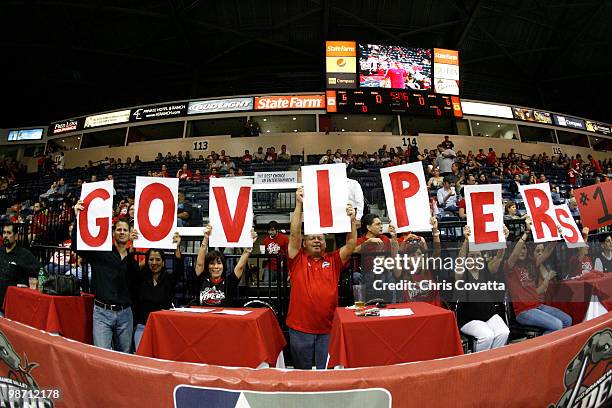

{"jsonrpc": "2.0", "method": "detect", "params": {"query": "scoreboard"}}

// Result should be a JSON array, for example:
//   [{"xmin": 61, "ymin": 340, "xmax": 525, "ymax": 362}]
[{"xmin": 327, "ymin": 90, "xmax": 462, "ymax": 117}]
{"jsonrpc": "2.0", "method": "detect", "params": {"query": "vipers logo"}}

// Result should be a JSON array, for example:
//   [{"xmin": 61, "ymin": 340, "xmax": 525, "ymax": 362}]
[
  {"xmin": 174, "ymin": 386, "xmax": 391, "ymax": 408},
  {"xmin": 550, "ymin": 328, "xmax": 612, "ymax": 408},
  {"xmin": 132, "ymin": 109, "xmax": 144, "ymax": 120},
  {"xmin": 0, "ymin": 330, "xmax": 54, "ymax": 407},
  {"xmin": 200, "ymin": 287, "xmax": 225, "ymax": 305}
]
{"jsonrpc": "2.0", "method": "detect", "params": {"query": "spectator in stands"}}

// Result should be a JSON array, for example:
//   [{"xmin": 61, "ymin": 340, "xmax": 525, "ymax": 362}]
[
  {"xmin": 210, "ymin": 155, "xmax": 223, "ymax": 171},
  {"xmin": 568, "ymin": 198, "xmax": 580, "ymax": 217},
  {"xmin": 57, "ymin": 152, "xmax": 65, "ymax": 171},
  {"xmin": 90, "ymin": 175, "xmax": 97, "ymax": 183},
  {"xmin": 278, "ymin": 145, "xmax": 291, "ymax": 161},
  {"xmin": 437, "ymin": 177, "xmax": 458, "ymax": 212},
  {"xmin": 176, "ymin": 164, "xmax": 192, "ymax": 181},
  {"xmin": 56, "ymin": 177, "xmax": 68, "ymax": 196},
  {"xmin": 504, "ymin": 201, "xmax": 524, "ymax": 220},
  {"xmin": 195, "ymin": 225, "xmax": 257, "ymax": 306},
  {"xmin": 185, "ymin": 151, "xmax": 192, "ymax": 162},
  {"xmin": 39, "ymin": 182, "xmax": 58, "ymax": 200},
  {"xmin": 440, "ymin": 135, "xmax": 454, "ymax": 150},
  {"xmin": 286, "ymin": 186, "xmax": 357, "ymax": 369},
  {"xmin": 192, "ymin": 169, "xmax": 203, "ymax": 183},
  {"xmin": 220, "ymin": 157, "xmax": 236, "ymax": 173},
  {"xmin": 236, "ymin": 168, "xmax": 244, "ymax": 176},
  {"xmin": 225, "ymin": 168, "xmax": 235, "ymax": 177},
  {"xmin": 0, "ymin": 223, "xmax": 41, "ymax": 312},
  {"xmin": 176, "ymin": 151, "xmax": 184, "ymax": 163},
  {"xmin": 253, "ymin": 147, "xmax": 265, "ymax": 162},
  {"xmin": 242, "ymin": 150, "xmax": 252, "ymax": 163},
  {"xmin": 72, "ymin": 203, "xmax": 138, "ymax": 353},
  {"xmin": 594, "ymin": 235, "xmax": 612, "ymax": 272},
  {"xmin": 131, "ymin": 232, "xmax": 183, "ymax": 351},
  {"xmin": 134, "ymin": 155, "xmax": 142, "ymax": 166},
  {"xmin": 436, "ymin": 145, "xmax": 456, "ymax": 176},
  {"xmin": 456, "ymin": 225, "xmax": 510, "ymax": 352},
  {"xmin": 160, "ymin": 164, "xmax": 169, "ymax": 178},
  {"xmin": 486, "ymin": 148, "xmax": 497, "ymax": 166},
  {"xmin": 508, "ymin": 174, "xmax": 521, "ymax": 197},
  {"xmin": 588, "ymin": 154, "xmax": 603, "ymax": 175},
  {"xmin": 478, "ymin": 173, "xmax": 489, "ymax": 184},
  {"xmin": 261, "ymin": 221, "xmax": 289, "ymax": 283},
  {"xmin": 207, "ymin": 168, "xmax": 220, "ymax": 179},
  {"xmin": 566, "ymin": 228, "xmax": 592, "ymax": 278},
  {"xmin": 30, "ymin": 202, "xmax": 47, "ymax": 241},
  {"xmin": 539, "ymin": 174, "xmax": 547, "ymax": 183},
  {"xmin": 177, "ymin": 192, "xmax": 194, "ymax": 227},
  {"xmin": 505, "ymin": 217, "xmax": 571, "ymax": 333},
  {"xmin": 427, "ymin": 167, "xmax": 444, "ymax": 189},
  {"xmin": 155, "ymin": 153, "xmax": 163, "ymax": 162},
  {"xmin": 164, "ymin": 152, "xmax": 174, "ymax": 162},
  {"xmin": 319, "ymin": 154, "xmax": 330, "ymax": 164},
  {"xmin": 448, "ymin": 162, "xmax": 463, "ymax": 185},
  {"xmin": 266, "ymin": 147, "xmax": 277, "ymax": 162},
  {"xmin": 353, "ymin": 214, "xmax": 394, "ymax": 254}
]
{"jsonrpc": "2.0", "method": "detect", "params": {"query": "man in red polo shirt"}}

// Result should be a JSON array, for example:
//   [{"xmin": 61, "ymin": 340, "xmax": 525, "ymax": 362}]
[{"xmin": 287, "ymin": 186, "xmax": 357, "ymax": 369}]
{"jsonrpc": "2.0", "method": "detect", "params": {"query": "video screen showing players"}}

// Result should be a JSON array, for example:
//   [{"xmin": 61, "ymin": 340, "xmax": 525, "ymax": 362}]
[{"xmin": 359, "ymin": 44, "xmax": 432, "ymax": 91}]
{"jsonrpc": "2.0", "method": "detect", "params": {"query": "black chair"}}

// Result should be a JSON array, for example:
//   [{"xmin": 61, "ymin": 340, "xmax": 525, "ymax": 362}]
[
  {"xmin": 449, "ymin": 300, "xmax": 475, "ymax": 353},
  {"xmin": 503, "ymin": 293, "xmax": 544, "ymax": 341},
  {"xmin": 243, "ymin": 299, "xmax": 278, "ymax": 316}
]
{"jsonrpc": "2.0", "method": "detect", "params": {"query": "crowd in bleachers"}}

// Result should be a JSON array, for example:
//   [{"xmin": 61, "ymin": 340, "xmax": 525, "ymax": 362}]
[{"xmin": 3, "ymin": 136, "xmax": 612, "ymax": 236}]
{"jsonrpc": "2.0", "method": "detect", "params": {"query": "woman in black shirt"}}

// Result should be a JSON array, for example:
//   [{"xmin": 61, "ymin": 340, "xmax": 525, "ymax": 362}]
[
  {"xmin": 132, "ymin": 232, "xmax": 182, "ymax": 351},
  {"xmin": 195, "ymin": 224, "xmax": 257, "ymax": 307},
  {"xmin": 455, "ymin": 225, "xmax": 510, "ymax": 352}
]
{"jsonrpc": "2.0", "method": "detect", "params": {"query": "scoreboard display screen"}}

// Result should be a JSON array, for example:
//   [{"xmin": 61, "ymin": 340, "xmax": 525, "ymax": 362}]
[{"xmin": 329, "ymin": 90, "xmax": 461, "ymax": 117}]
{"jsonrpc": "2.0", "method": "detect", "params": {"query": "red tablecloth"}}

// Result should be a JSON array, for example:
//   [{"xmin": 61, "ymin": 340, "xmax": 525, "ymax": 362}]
[
  {"xmin": 136, "ymin": 307, "xmax": 286, "ymax": 368},
  {"xmin": 328, "ymin": 302, "xmax": 464, "ymax": 368},
  {"xmin": 546, "ymin": 274, "xmax": 612, "ymax": 324},
  {"xmin": 3, "ymin": 286, "xmax": 94, "ymax": 343}
]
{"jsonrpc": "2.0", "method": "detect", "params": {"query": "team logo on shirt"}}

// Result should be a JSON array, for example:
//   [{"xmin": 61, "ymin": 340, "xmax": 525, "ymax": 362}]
[
  {"xmin": 322, "ymin": 261, "xmax": 331, "ymax": 268},
  {"xmin": 267, "ymin": 242, "xmax": 281, "ymax": 254},
  {"xmin": 200, "ymin": 287, "xmax": 225, "ymax": 305},
  {"xmin": 549, "ymin": 328, "xmax": 611, "ymax": 408}
]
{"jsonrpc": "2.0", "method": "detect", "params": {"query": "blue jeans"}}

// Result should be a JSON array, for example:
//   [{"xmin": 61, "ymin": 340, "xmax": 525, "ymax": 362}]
[
  {"xmin": 93, "ymin": 305, "xmax": 133, "ymax": 353},
  {"xmin": 133, "ymin": 324, "xmax": 146, "ymax": 352},
  {"xmin": 516, "ymin": 304, "xmax": 572, "ymax": 334},
  {"xmin": 289, "ymin": 328, "xmax": 330, "ymax": 369}
]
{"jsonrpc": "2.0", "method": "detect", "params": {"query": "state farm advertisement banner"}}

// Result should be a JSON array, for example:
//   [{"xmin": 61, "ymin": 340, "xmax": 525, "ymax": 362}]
[
  {"xmin": 254, "ymin": 95, "xmax": 326, "ymax": 110},
  {"xmin": 0, "ymin": 312, "xmax": 609, "ymax": 407},
  {"xmin": 133, "ymin": 177, "xmax": 178, "ymax": 249},
  {"xmin": 326, "ymin": 41, "xmax": 357, "ymax": 89},
  {"xmin": 208, "ymin": 178, "xmax": 254, "ymax": 248},
  {"xmin": 77, "ymin": 180, "xmax": 114, "ymax": 251},
  {"xmin": 433, "ymin": 48, "xmax": 459, "ymax": 96}
]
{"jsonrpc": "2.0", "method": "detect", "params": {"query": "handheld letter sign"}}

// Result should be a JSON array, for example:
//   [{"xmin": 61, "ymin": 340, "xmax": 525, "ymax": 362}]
[
  {"xmin": 134, "ymin": 177, "xmax": 178, "ymax": 249},
  {"xmin": 77, "ymin": 180, "xmax": 113, "ymax": 251},
  {"xmin": 555, "ymin": 204, "xmax": 586, "ymax": 248},
  {"xmin": 520, "ymin": 183, "xmax": 560, "ymax": 243},
  {"xmin": 381, "ymin": 162, "xmax": 431, "ymax": 233},
  {"xmin": 464, "ymin": 184, "xmax": 505, "ymax": 250},
  {"xmin": 302, "ymin": 163, "xmax": 350, "ymax": 235},
  {"xmin": 574, "ymin": 181, "xmax": 612, "ymax": 230},
  {"xmin": 209, "ymin": 178, "xmax": 254, "ymax": 247}
]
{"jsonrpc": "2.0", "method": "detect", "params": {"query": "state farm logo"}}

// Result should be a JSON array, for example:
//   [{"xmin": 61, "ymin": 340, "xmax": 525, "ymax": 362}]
[{"xmin": 254, "ymin": 95, "xmax": 326, "ymax": 110}]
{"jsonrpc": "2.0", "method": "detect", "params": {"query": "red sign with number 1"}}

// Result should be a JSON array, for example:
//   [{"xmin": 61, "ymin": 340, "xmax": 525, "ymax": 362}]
[{"xmin": 574, "ymin": 181, "xmax": 612, "ymax": 230}]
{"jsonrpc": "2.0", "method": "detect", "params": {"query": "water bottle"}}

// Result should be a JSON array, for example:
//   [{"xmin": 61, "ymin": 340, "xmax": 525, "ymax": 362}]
[{"xmin": 37, "ymin": 268, "xmax": 46, "ymax": 293}]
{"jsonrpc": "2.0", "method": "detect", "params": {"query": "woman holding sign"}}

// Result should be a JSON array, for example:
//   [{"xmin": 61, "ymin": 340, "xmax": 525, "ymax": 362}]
[
  {"xmin": 131, "ymin": 232, "xmax": 183, "ymax": 351},
  {"xmin": 194, "ymin": 224, "xmax": 257, "ymax": 307},
  {"xmin": 455, "ymin": 225, "xmax": 510, "ymax": 352},
  {"xmin": 505, "ymin": 217, "xmax": 572, "ymax": 333}
]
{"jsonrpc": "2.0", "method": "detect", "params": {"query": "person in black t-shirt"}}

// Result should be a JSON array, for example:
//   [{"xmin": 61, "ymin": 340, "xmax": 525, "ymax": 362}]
[
  {"xmin": 195, "ymin": 224, "xmax": 257, "ymax": 307},
  {"xmin": 455, "ymin": 225, "xmax": 510, "ymax": 352},
  {"xmin": 0, "ymin": 224, "xmax": 41, "ymax": 312},
  {"xmin": 132, "ymin": 232, "xmax": 183, "ymax": 351}
]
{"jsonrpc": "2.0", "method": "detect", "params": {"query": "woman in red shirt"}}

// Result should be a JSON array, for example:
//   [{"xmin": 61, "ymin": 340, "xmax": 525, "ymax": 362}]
[{"xmin": 505, "ymin": 217, "xmax": 571, "ymax": 333}]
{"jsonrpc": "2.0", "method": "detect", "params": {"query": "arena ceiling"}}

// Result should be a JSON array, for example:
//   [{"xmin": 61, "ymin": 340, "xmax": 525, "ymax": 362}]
[{"xmin": 1, "ymin": 0, "xmax": 611, "ymax": 128}]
